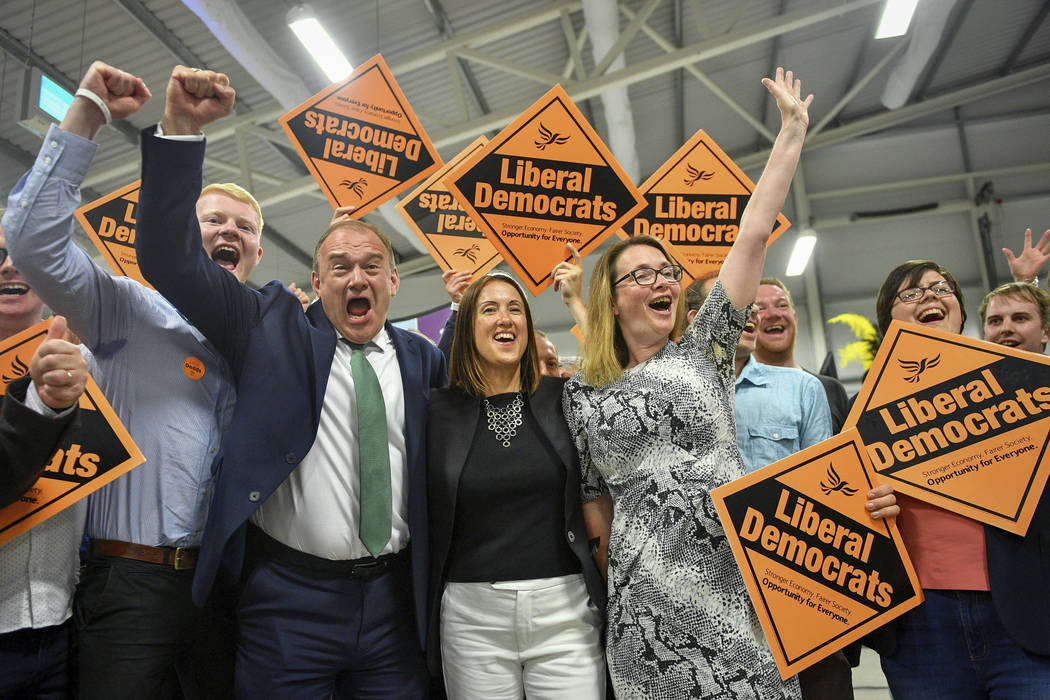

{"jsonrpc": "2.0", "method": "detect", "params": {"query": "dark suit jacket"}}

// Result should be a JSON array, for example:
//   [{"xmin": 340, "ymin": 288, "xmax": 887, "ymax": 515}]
[
  {"xmin": 425, "ymin": 376, "xmax": 607, "ymax": 673},
  {"xmin": 0, "ymin": 375, "xmax": 78, "ymax": 508},
  {"xmin": 135, "ymin": 129, "xmax": 447, "ymax": 648}
]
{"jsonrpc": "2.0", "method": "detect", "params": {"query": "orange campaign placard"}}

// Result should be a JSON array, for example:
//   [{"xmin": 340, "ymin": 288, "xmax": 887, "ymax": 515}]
[
  {"xmin": 844, "ymin": 321, "xmax": 1050, "ymax": 535},
  {"xmin": 0, "ymin": 319, "xmax": 145, "ymax": 546},
  {"xmin": 712, "ymin": 430, "xmax": 922, "ymax": 679},
  {"xmin": 279, "ymin": 54, "xmax": 441, "ymax": 218},
  {"xmin": 445, "ymin": 84, "xmax": 646, "ymax": 296},
  {"xmin": 621, "ymin": 129, "xmax": 791, "ymax": 281},
  {"xmin": 395, "ymin": 136, "xmax": 501, "ymax": 276},
  {"xmin": 74, "ymin": 180, "xmax": 151, "ymax": 289}
]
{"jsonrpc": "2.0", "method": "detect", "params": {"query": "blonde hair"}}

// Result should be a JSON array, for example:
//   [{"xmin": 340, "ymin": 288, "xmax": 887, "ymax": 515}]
[
  {"xmin": 199, "ymin": 183, "xmax": 263, "ymax": 234},
  {"xmin": 580, "ymin": 236, "xmax": 686, "ymax": 387}
]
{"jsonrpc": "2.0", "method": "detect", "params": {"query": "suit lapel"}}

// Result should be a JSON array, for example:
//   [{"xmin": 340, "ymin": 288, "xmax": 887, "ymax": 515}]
[
  {"xmin": 442, "ymin": 393, "xmax": 480, "ymax": 517},
  {"xmin": 306, "ymin": 302, "xmax": 337, "ymax": 425}
]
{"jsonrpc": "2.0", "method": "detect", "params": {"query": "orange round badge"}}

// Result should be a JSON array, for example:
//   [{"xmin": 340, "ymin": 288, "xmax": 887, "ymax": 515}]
[{"xmin": 183, "ymin": 357, "xmax": 205, "ymax": 380}]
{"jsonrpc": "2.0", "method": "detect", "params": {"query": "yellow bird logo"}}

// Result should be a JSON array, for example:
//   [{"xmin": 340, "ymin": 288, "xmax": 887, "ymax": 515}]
[
  {"xmin": 820, "ymin": 463, "xmax": 858, "ymax": 496},
  {"xmin": 339, "ymin": 178, "xmax": 368, "ymax": 198},
  {"xmin": 683, "ymin": 163, "xmax": 714, "ymax": 186},
  {"xmin": 453, "ymin": 244, "xmax": 480, "ymax": 263},
  {"xmin": 534, "ymin": 123, "xmax": 570, "ymax": 150},
  {"xmin": 898, "ymin": 354, "xmax": 940, "ymax": 383}
]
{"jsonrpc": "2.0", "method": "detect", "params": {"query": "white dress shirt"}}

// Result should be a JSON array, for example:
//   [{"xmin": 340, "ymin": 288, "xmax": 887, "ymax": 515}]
[
  {"xmin": 252, "ymin": 328, "xmax": 408, "ymax": 560},
  {"xmin": 0, "ymin": 371, "xmax": 87, "ymax": 634}
]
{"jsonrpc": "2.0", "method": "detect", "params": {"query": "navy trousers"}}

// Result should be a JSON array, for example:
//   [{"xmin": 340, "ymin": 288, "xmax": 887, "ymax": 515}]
[{"xmin": 235, "ymin": 533, "xmax": 427, "ymax": 699}]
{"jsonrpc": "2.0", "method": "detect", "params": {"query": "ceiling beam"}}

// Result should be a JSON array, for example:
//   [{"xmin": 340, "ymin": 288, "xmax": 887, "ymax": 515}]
[
  {"xmin": 427, "ymin": 0, "xmax": 883, "ymax": 148},
  {"xmin": 911, "ymin": 0, "xmax": 973, "ymax": 101},
  {"xmin": 736, "ymin": 62, "xmax": 1050, "ymax": 168},
  {"xmin": 0, "ymin": 26, "xmax": 138, "ymax": 145},
  {"xmin": 998, "ymin": 0, "xmax": 1050, "ymax": 76}
]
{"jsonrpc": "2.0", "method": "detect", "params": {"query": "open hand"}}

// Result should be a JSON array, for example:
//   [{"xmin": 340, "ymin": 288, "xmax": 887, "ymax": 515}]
[
  {"xmin": 761, "ymin": 67, "xmax": 813, "ymax": 132},
  {"xmin": 1003, "ymin": 228, "xmax": 1050, "ymax": 284}
]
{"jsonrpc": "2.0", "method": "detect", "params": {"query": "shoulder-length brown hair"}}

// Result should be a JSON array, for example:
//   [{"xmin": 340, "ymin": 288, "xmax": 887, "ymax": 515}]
[
  {"xmin": 580, "ymin": 236, "xmax": 686, "ymax": 387},
  {"xmin": 875, "ymin": 260, "xmax": 967, "ymax": 336},
  {"xmin": 448, "ymin": 273, "xmax": 540, "ymax": 397}
]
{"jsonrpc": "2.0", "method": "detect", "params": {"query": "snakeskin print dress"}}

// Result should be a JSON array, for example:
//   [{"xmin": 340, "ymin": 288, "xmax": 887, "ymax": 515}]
[{"xmin": 563, "ymin": 282, "xmax": 800, "ymax": 699}]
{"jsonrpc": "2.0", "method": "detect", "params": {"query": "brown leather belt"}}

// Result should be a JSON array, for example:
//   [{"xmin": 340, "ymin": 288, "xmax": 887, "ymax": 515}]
[{"xmin": 90, "ymin": 539, "xmax": 199, "ymax": 570}]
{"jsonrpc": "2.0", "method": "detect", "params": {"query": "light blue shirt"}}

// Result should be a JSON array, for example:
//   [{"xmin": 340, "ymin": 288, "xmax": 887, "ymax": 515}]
[
  {"xmin": 734, "ymin": 355, "xmax": 832, "ymax": 473},
  {"xmin": 3, "ymin": 125, "xmax": 235, "ymax": 548}
]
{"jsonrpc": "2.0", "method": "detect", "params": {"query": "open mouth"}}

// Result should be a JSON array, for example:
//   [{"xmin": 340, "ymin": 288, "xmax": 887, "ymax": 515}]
[
  {"xmin": 997, "ymin": 337, "xmax": 1019, "ymax": 347},
  {"xmin": 917, "ymin": 307, "xmax": 945, "ymax": 323},
  {"xmin": 494, "ymin": 331, "xmax": 516, "ymax": 344},
  {"xmin": 762, "ymin": 323, "xmax": 785, "ymax": 335},
  {"xmin": 743, "ymin": 320, "xmax": 756, "ymax": 334},
  {"xmin": 0, "ymin": 282, "xmax": 29, "ymax": 296},
  {"xmin": 649, "ymin": 296, "xmax": 672, "ymax": 312},
  {"xmin": 211, "ymin": 244, "xmax": 240, "ymax": 272},
  {"xmin": 347, "ymin": 297, "xmax": 372, "ymax": 320}
]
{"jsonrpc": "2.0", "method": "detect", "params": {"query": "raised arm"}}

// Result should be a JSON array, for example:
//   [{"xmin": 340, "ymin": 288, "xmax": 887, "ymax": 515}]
[
  {"xmin": 1003, "ymin": 228, "xmax": 1050, "ymax": 285},
  {"xmin": 3, "ymin": 61, "xmax": 150, "ymax": 347},
  {"xmin": 552, "ymin": 244, "xmax": 588, "ymax": 333},
  {"xmin": 136, "ymin": 66, "xmax": 259, "ymax": 364},
  {"xmin": 718, "ymin": 68, "xmax": 812, "ymax": 309}
]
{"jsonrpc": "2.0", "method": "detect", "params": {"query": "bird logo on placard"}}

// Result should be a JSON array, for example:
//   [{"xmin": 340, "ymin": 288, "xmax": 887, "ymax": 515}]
[
  {"xmin": 453, "ymin": 244, "xmax": 480, "ymax": 264},
  {"xmin": 535, "ymin": 123, "xmax": 570, "ymax": 150},
  {"xmin": 898, "ymin": 354, "xmax": 940, "ymax": 383},
  {"xmin": 1, "ymin": 354, "xmax": 29, "ymax": 382},
  {"xmin": 683, "ymin": 164, "xmax": 714, "ymax": 186},
  {"xmin": 339, "ymin": 178, "xmax": 368, "ymax": 198},
  {"xmin": 820, "ymin": 463, "xmax": 858, "ymax": 496}
]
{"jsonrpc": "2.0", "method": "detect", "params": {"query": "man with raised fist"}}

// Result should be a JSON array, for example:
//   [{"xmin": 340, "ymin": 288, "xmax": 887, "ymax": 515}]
[{"xmin": 3, "ymin": 60, "xmax": 265, "ymax": 698}]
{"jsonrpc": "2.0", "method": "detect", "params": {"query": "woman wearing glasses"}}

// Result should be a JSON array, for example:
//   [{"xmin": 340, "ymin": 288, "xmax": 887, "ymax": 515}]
[
  {"xmin": 426, "ymin": 272, "xmax": 607, "ymax": 699},
  {"xmin": 871, "ymin": 260, "xmax": 1050, "ymax": 698},
  {"xmin": 562, "ymin": 69, "xmax": 835, "ymax": 699}
]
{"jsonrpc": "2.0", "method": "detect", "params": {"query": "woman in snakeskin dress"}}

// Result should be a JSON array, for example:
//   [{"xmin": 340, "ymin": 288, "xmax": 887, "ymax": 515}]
[{"xmin": 564, "ymin": 69, "xmax": 895, "ymax": 699}]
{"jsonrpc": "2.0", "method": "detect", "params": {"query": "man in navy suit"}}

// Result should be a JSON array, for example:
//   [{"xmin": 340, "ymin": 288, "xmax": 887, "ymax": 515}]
[{"xmin": 136, "ymin": 65, "xmax": 447, "ymax": 698}]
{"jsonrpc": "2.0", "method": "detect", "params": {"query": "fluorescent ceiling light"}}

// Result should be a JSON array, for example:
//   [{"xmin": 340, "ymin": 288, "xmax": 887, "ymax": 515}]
[
  {"xmin": 288, "ymin": 4, "xmax": 353, "ymax": 83},
  {"xmin": 785, "ymin": 231, "xmax": 817, "ymax": 277},
  {"xmin": 875, "ymin": 0, "xmax": 920, "ymax": 39}
]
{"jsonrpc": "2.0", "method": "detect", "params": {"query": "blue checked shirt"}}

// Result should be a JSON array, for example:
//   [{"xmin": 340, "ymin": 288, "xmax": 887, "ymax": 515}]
[{"xmin": 3, "ymin": 125, "xmax": 235, "ymax": 547}]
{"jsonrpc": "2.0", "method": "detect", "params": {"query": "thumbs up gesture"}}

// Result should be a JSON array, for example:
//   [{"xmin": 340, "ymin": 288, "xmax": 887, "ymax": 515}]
[{"xmin": 29, "ymin": 316, "xmax": 88, "ymax": 410}]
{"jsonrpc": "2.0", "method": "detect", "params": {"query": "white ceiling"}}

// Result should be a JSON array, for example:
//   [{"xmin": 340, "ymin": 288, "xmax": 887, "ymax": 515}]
[{"xmin": 1, "ymin": 0, "xmax": 1048, "ymax": 389}]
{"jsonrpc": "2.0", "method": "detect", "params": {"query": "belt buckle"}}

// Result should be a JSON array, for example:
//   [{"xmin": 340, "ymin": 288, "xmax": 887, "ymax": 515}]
[
  {"xmin": 351, "ymin": 559, "xmax": 387, "ymax": 581},
  {"xmin": 173, "ymin": 546, "xmax": 192, "ymax": 570}
]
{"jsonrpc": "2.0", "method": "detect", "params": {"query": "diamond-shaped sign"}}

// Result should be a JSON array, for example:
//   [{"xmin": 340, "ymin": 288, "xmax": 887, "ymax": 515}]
[
  {"xmin": 845, "ymin": 321, "xmax": 1050, "ymax": 535},
  {"xmin": 446, "ymin": 84, "xmax": 645, "ymax": 296},
  {"xmin": 74, "ymin": 180, "xmax": 151, "ymax": 289},
  {"xmin": 622, "ymin": 129, "xmax": 791, "ymax": 281},
  {"xmin": 712, "ymin": 431, "xmax": 922, "ymax": 679},
  {"xmin": 0, "ymin": 319, "xmax": 144, "ymax": 546},
  {"xmin": 395, "ymin": 136, "xmax": 500, "ymax": 276},
  {"xmin": 279, "ymin": 54, "xmax": 441, "ymax": 218}
]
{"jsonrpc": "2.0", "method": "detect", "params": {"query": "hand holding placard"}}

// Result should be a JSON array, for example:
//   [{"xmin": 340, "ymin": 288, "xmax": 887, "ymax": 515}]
[
  {"xmin": 552, "ymin": 244, "xmax": 587, "ymax": 330},
  {"xmin": 161, "ymin": 65, "xmax": 236, "ymax": 135},
  {"xmin": 29, "ymin": 316, "xmax": 87, "ymax": 411},
  {"xmin": 442, "ymin": 270, "xmax": 472, "ymax": 304},
  {"xmin": 60, "ymin": 61, "xmax": 151, "ymax": 140}
]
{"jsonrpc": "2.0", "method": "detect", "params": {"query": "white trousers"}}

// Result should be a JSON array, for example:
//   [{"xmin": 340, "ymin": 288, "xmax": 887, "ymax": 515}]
[{"xmin": 440, "ymin": 574, "xmax": 606, "ymax": 700}]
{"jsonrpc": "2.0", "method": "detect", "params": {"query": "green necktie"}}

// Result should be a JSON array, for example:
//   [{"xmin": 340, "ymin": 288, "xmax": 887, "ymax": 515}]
[{"xmin": 348, "ymin": 342, "xmax": 391, "ymax": 558}]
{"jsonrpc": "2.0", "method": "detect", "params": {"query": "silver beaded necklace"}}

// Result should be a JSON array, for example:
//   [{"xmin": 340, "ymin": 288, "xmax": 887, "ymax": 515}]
[{"xmin": 484, "ymin": 392, "xmax": 524, "ymax": 448}]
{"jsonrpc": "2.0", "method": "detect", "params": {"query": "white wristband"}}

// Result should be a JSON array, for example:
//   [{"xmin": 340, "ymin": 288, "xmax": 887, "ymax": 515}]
[
  {"xmin": 449, "ymin": 302, "xmax": 460, "ymax": 312},
  {"xmin": 75, "ymin": 88, "xmax": 112, "ymax": 125}
]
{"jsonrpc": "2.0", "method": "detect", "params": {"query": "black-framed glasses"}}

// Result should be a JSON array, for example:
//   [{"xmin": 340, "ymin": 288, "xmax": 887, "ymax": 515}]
[
  {"xmin": 614, "ymin": 264, "xmax": 683, "ymax": 287},
  {"xmin": 0, "ymin": 248, "xmax": 6, "ymax": 267},
  {"xmin": 895, "ymin": 280, "xmax": 956, "ymax": 304}
]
